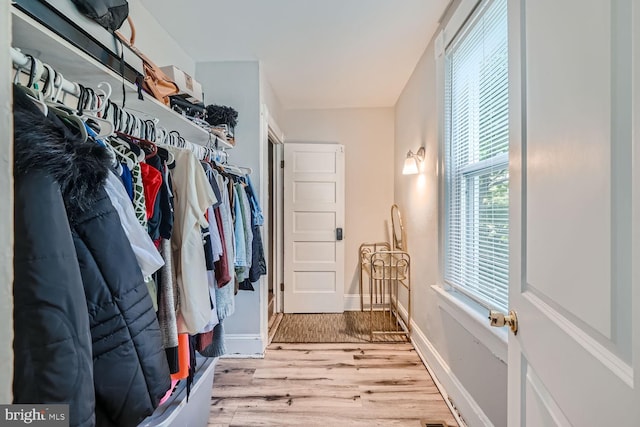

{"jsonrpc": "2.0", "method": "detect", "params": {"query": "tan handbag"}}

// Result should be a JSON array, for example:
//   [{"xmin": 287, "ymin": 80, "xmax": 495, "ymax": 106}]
[{"xmin": 115, "ymin": 17, "xmax": 179, "ymax": 106}]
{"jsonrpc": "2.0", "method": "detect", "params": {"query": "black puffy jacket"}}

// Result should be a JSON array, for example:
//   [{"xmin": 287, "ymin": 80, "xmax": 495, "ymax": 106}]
[
  {"xmin": 72, "ymin": 187, "xmax": 170, "ymax": 427},
  {"xmin": 13, "ymin": 89, "xmax": 97, "ymax": 427},
  {"xmin": 13, "ymin": 87, "xmax": 170, "ymax": 427}
]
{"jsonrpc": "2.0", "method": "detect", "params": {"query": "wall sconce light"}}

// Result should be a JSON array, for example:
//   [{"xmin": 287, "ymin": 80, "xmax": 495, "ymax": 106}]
[{"xmin": 402, "ymin": 146, "xmax": 425, "ymax": 175}]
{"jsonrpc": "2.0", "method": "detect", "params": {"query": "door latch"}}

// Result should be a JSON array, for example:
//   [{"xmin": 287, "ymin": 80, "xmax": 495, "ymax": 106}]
[
  {"xmin": 336, "ymin": 227, "xmax": 343, "ymax": 241},
  {"xmin": 488, "ymin": 310, "xmax": 518, "ymax": 335}
]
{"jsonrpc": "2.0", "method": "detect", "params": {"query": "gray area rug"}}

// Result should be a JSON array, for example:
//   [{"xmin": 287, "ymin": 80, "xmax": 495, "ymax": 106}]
[{"xmin": 272, "ymin": 311, "xmax": 409, "ymax": 343}]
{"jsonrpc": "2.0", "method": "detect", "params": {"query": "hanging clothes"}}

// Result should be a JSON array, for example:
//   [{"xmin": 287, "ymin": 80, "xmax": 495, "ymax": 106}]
[
  {"xmin": 241, "ymin": 177, "xmax": 267, "ymax": 287},
  {"xmin": 104, "ymin": 171, "xmax": 164, "ymax": 277},
  {"xmin": 157, "ymin": 238, "xmax": 179, "ymax": 373},
  {"xmin": 145, "ymin": 153, "xmax": 166, "ymax": 241},
  {"xmin": 238, "ymin": 182, "xmax": 253, "ymax": 266},
  {"xmin": 168, "ymin": 146, "xmax": 218, "ymax": 334},
  {"xmin": 198, "ymin": 271, "xmax": 220, "ymax": 334},
  {"xmin": 214, "ymin": 171, "xmax": 236, "ymax": 320},
  {"xmin": 120, "ymin": 163, "xmax": 134, "ymax": 200},
  {"xmin": 233, "ymin": 184, "xmax": 248, "ymax": 280},
  {"xmin": 233, "ymin": 182, "xmax": 252, "ymax": 284},
  {"xmin": 13, "ymin": 88, "xmax": 170, "ymax": 427},
  {"xmin": 216, "ymin": 172, "xmax": 235, "ymax": 294},
  {"xmin": 204, "ymin": 165, "xmax": 230, "ymax": 287},
  {"xmin": 245, "ymin": 174, "xmax": 264, "ymax": 226},
  {"xmin": 140, "ymin": 162, "xmax": 163, "ymax": 220},
  {"xmin": 111, "ymin": 139, "xmax": 148, "ymax": 228},
  {"xmin": 202, "ymin": 221, "xmax": 216, "ymax": 271},
  {"xmin": 158, "ymin": 151, "xmax": 175, "ymax": 241},
  {"xmin": 213, "ymin": 207, "xmax": 231, "ymax": 286},
  {"xmin": 208, "ymin": 206, "xmax": 224, "ymax": 263}
]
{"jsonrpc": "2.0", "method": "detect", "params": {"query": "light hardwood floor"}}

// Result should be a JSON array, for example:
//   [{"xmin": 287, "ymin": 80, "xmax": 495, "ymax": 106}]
[{"xmin": 209, "ymin": 342, "xmax": 458, "ymax": 427}]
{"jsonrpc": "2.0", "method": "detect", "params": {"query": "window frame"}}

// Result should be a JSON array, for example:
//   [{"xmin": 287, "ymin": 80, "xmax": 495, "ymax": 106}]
[{"xmin": 441, "ymin": 0, "xmax": 509, "ymax": 312}]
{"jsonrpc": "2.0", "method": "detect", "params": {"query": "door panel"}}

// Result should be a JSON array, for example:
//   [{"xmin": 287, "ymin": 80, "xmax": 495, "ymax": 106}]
[
  {"xmin": 523, "ymin": 362, "xmax": 572, "ymax": 427},
  {"xmin": 293, "ymin": 182, "xmax": 337, "ymax": 204},
  {"xmin": 294, "ymin": 212, "xmax": 336, "ymax": 233},
  {"xmin": 293, "ymin": 151, "xmax": 337, "ymax": 173},
  {"xmin": 293, "ymin": 272, "xmax": 336, "ymax": 292},
  {"xmin": 525, "ymin": 0, "xmax": 612, "ymax": 338},
  {"xmin": 509, "ymin": 0, "xmax": 639, "ymax": 424},
  {"xmin": 284, "ymin": 143, "xmax": 345, "ymax": 313},
  {"xmin": 293, "ymin": 242, "xmax": 336, "ymax": 263}
]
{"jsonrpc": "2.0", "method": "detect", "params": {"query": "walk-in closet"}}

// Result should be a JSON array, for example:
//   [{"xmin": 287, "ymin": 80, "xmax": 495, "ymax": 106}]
[{"xmin": 2, "ymin": 1, "xmax": 639, "ymax": 426}]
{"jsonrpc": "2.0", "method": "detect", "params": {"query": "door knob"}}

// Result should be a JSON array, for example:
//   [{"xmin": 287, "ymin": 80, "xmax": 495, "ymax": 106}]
[{"xmin": 488, "ymin": 310, "xmax": 518, "ymax": 335}]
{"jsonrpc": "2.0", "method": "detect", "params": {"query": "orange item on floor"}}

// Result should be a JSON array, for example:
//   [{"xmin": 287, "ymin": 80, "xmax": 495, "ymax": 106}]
[{"xmin": 170, "ymin": 333, "xmax": 190, "ymax": 381}]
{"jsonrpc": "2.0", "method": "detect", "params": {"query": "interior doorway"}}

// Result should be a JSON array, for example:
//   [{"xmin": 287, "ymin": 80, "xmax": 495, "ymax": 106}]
[
  {"xmin": 267, "ymin": 137, "xmax": 284, "ymax": 340},
  {"xmin": 283, "ymin": 143, "xmax": 345, "ymax": 313},
  {"xmin": 262, "ymin": 109, "xmax": 285, "ymax": 343}
]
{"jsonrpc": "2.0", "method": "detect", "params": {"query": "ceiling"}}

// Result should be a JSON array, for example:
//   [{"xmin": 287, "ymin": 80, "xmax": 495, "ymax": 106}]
[{"xmin": 141, "ymin": 0, "xmax": 450, "ymax": 110}]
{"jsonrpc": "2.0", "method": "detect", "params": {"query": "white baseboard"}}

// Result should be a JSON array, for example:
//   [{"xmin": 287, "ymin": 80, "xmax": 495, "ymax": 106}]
[
  {"xmin": 343, "ymin": 294, "xmax": 390, "ymax": 311},
  {"xmin": 344, "ymin": 294, "xmax": 362, "ymax": 311},
  {"xmin": 222, "ymin": 334, "xmax": 265, "ymax": 358},
  {"xmin": 397, "ymin": 304, "xmax": 493, "ymax": 427}
]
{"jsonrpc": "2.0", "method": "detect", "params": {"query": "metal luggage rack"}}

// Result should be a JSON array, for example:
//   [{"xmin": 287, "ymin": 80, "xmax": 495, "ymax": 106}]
[{"xmin": 358, "ymin": 205, "xmax": 412, "ymax": 342}]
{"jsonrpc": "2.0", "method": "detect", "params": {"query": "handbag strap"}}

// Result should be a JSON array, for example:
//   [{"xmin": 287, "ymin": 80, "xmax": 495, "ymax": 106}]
[{"xmin": 115, "ymin": 16, "xmax": 136, "ymax": 47}]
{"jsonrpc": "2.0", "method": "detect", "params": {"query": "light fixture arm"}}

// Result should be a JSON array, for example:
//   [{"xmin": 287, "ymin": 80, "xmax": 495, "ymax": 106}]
[{"xmin": 412, "ymin": 146, "xmax": 425, "ymax": 161}]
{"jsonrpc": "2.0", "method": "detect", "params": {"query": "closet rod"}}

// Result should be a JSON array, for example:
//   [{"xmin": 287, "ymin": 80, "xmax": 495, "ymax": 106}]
[{"xmin": 11, "ymin": 47, "xmax": 79, "ymax": 96}]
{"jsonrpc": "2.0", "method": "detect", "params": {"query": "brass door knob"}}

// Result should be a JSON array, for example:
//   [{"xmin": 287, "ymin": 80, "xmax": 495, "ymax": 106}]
[{"xmin": 488, "ymin": 310, "xmax": 518, "ymax": 335}]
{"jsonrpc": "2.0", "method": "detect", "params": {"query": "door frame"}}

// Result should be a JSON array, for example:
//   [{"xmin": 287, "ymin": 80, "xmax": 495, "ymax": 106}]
[
  {"xmin": 1, "ymin": 0, "xmax": 14, "ymax": 403},
  {"xmin": 260, "ymin": 104, "xmax": 285, "ymax": 344}
]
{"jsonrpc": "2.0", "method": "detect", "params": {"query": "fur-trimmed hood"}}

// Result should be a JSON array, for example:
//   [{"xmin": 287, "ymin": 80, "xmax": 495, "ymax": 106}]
[{"xmin": 13, "ymin": 86, "xmax": 111, "ymax": 221}]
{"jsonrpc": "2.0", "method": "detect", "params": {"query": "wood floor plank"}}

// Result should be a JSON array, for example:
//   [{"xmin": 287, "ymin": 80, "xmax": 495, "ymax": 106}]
[
  {"xmin": 207, "ymin": 405, "xmax": 237, "ymax": 425},
  {"xmin": 228, "ymin": 408, "xmax": 426, "ymax": 427},
  {"xmin": 212, "ymin": 384, "xmax": 362, "ymax": 408},
  {"xmin": 238, "ymin": 358, "xmax": 424, "ymax": 370},
  {"xmin": 268, "ymin": 342, "xmax": 416, "ymax": 351},
  {"xmin": 210, "ymin": 367, "xmax": 256, "ymax": 386},
  {"xmin": 209, "ymin": 342, "xmax": 457, "ymax": 427}
]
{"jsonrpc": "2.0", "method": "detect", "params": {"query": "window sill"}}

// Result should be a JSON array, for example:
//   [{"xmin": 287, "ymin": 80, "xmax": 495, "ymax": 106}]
[{"xmin": 431, "ymin": 284, "xmax": 508, "ymax": 363}]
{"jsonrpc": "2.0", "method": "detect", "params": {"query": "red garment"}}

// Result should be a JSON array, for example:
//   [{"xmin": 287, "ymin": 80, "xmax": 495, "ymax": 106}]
[
  {"xmin": 214, "ymin": 207, "xmax": 231, "ymax": 287},
  {"xmin": 196, "ymin": 331, "xmax": 213, "ymax": 352},
  {"xmin": 140, "ymin": 162, "xmax": 163, "ymax": 220}
]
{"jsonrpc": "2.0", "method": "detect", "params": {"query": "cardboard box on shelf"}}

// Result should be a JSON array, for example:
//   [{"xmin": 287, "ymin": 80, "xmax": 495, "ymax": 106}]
[{"xmin": 160, "ymin": 65, "xmax": 203, "ymax": 104}]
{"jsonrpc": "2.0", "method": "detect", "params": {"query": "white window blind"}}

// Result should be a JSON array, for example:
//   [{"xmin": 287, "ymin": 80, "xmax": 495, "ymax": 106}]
[{"xmin": 444, "ymin": 0, "xmax": 509, "ymax": 311}]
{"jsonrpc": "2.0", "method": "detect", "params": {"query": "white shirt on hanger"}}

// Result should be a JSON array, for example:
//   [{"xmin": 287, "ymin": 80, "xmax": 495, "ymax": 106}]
[
  {"xmin": 168, "ymin": 147, "xmax": 218, "ymax": 334},
  {"xmin": 104, "ymin": 171, "xmax": 164, "ymax": 277}
]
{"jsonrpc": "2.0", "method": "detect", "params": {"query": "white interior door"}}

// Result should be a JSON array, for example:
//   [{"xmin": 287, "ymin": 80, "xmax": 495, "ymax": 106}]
[
  {"xmin": 507, "ymin": 0, "xmax": 639, "ymax": 424},
  {"xmin": 284, "ymin": 143, "xmax": 345, "ymax": 313}
]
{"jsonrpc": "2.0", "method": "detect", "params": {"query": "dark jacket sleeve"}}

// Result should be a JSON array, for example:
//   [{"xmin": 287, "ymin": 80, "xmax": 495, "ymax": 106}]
[
  {"xmin": 72, "ymin": 189, "xmax": 170, "ymax": 427},
  {"xmin": 13, "ymin": 171, "xmax": 95, "ymax": 427}
]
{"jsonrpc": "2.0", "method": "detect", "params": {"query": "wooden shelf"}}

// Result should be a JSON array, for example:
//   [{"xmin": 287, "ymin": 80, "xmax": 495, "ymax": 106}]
[{"xmin": 11, "ymin": 7, "xmax": 232, "ymax": 149}]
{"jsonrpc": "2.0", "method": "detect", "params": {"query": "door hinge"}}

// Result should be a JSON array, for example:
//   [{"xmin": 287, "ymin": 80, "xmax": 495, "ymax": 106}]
[
  {"xmin": 280, "ymin": 283, "xmax": 284, "ymax": 292},
  {"xmin": 280, "ymin": 160, "xmax": 285, "ymax": 169}
]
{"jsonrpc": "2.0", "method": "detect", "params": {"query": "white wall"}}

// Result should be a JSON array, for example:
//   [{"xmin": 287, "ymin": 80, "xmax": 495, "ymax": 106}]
[
  {"xmin": 394, "ymin": 18, "xmax": 507, "ymax": 427},
  {"xmin": 281, "ymin": 108, "xmax": 395, "ymax": 304},
  {"xmin": 196, "ymin": 61, "xmax": 265, "ymax": 354},
  {"xmin": 126, "ymin": 0, "xmax": 196, "ymax": 76},
  {"xmin": 260, "ymin": 69, "xmax": 284, "ymax": 127},
  {"xmin": 0, "ymin": 0, "xmax": 14, "ymax": 404}
]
